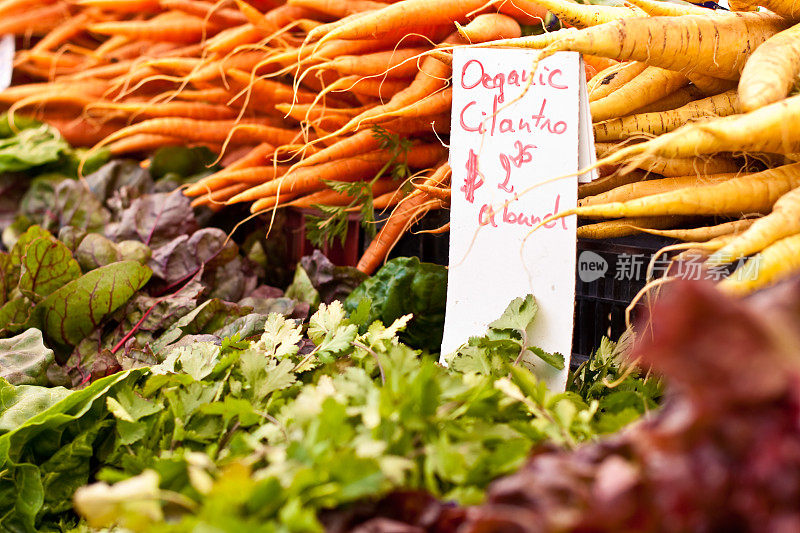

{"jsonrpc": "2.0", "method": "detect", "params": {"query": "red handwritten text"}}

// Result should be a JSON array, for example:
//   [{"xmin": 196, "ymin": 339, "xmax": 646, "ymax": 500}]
[
  {"xmin": 477, "ymin": 194, "xmax": 569, "ymax": 231},
  {"xmin": 461, "ymin": 148, "xmax": 483, "ymax": 203},
  {"xmin": 459, "ymin": 97, "xmax": 567, "ymax": 137},
  {"xmin": 498, "ymin": 141, "xmax": 536, "ymax": 193},
  {"xmin": 460, "ymin": 59, "xmax": 568, "ymax": 103}
]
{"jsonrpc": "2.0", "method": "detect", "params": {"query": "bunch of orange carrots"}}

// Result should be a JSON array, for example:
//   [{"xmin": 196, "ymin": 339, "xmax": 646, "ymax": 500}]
[{"xmin": 3, "ymin": 0, "xmax": 800, "ymax": 295}]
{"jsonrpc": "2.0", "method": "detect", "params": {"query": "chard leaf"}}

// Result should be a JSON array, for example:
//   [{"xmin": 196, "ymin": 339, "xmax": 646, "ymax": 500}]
[
  {"xmin": 0, "ymin": 298, "xmax": 32, "ymax": 337},
  {"xmin": 284, "ymin": 265, "xmax": 320, "ymax": 308},
  {"xmin": 85, "ymin": 160, "xmax": 152, "ymax": 203},
  {"xmin": 31, "ymin": 261, "xmax": 152, "ymax": 346},
  {"xmin": 19, "ymin": 236, "xmax": 82, "ymax": 301},
  {"xmin": 0, "ymin": 378, "xmax": 71, "ymax": 434},
  {"xmin": 74, "ymin": 233, "xmax": 122, "ymax": 271},
  {"xmin": 44, "ymin": 179, "xmax": 110, "ymax": 233},
  {"xmin": 297, "ymin": 251, "xmax": 366, "ymax": 305},
  {"xmin": 344, "ymin": 257, "xmax": 447, "ymax": 351},
  {"xmin": 148, "ymin": 227, "xmax": 228, "ymax": 283},
  {"xmin": 0, "ymin": 329, "xmax": 54, "ymax": 386},
  {"xmin": 9, "ymin": 225, "xmax": 51, "ymax": 270},
  {"xmin": 107, "ymin": 191, "xmax": 198, "ymax": 247},
  {"xmin": 150, "ymin": 299, "xmax": 251, "ymax": 355}
]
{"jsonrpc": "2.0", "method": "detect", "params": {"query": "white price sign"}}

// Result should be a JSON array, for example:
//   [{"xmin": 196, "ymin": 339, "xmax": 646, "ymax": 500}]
[
  {"xmin": 0, "ymin": 35, "xmax": 13, "ymax": 91},
  {"xmin": 441, "ymin": 49, "xmax": 596, "ymax": 390}
]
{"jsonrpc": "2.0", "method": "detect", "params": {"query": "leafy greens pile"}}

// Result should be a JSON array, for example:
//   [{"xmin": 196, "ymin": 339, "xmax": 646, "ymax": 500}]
[
  {"xmin": 0, "ymin": 149, "xmax": 341, "ymax": 387},
  {"xmin": 1, "ymin": 296, "xmax": 660, "ymax": 532}
]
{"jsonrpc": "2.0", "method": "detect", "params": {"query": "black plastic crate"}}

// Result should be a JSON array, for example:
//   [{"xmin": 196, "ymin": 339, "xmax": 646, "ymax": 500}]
[{"xmin": 572, "ymin": 234, "xmax": 677, "ymax": 367}]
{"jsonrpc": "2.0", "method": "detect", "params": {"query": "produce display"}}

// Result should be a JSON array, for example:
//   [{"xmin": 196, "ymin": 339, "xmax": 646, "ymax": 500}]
[
  {"xmin": 1, "ymin": 0, "xmax": 800, "ymax": 531},
  {"xmin": 1, "ymin": 0, "xmax": 799, "ymax": 291},
  {"xmin": 0, "ymin": 135, "xmax": 660, "ymax": 529}
]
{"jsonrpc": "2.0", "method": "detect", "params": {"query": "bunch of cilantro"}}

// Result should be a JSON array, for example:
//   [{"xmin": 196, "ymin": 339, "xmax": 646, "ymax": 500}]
[{"xmin": 0, "ymin": 294, "xmax": 660, "ymax": 533}]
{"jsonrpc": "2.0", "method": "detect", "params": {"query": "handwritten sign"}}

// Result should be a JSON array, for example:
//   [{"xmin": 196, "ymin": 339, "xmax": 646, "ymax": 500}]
[
  {"xmin": 441, "ymin": 49, "xmax": 596, "ymax": 390},
  {"xmin": 0, "ymin": 35, "xmax": 13, "ymax": 91}
]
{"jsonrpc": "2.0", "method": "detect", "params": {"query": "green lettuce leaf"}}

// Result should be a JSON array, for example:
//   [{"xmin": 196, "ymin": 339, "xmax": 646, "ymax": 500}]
[
  {"xmin": 344, "ymin": 257, "xmax": 446, "ymax": 351},
  {"xmin": 0, "ymin": 329, "xmax": 54, "ymax": 386},
  {"xmin": 0, "ymin": 125, "xmax": 68, "ymax": 172},
  {"xmin": 0, "ymin": 370, "xmax": 141, "ymax": 531}
]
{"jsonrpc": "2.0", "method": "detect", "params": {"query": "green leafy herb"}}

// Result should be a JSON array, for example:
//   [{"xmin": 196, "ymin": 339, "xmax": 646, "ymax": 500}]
[
  {"xmin": 568, "ymin": 331, "xmax": 663, "ymax": 434},
  {"xmin": 305, "ymin": 126, "xmax": 412, "ymax": 248},
  {"xmin": 446, "ymin": 294, "xmax": 565, "ymax": 375}
]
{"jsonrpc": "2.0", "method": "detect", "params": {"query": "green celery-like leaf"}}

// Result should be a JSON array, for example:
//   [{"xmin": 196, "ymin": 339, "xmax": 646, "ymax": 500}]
[
  {"xmin": 528, "ymin": 346, "xmax": 565, "ymax": 371},
  {"xmin": 308, "ymin": 301, "xmax": 358, "ymax": 359},
  {"xmin": 487, "ymin": 294, "xmax": 538, "ymax": 335},
  {"xmin": 253, "ymin": 313, "xmax": 302, "ymax": 360},
  {"xmin": 30, "ymin": 261, "xmax": 152, "ymax": 346}
]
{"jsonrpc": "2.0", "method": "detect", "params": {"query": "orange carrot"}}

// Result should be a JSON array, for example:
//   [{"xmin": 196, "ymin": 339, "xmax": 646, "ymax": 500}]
[
  {"xmin": 89, "ymin": 15, "xmax": 222, "ymax": 43},
  {"xmin": 160, "ymin": 0, "xmax": 247, "ymax": 27},
  {"xmin": 190, "ymin": 183, "xmax": 250, "ymax": 208},
  {"xmin": 322, "ymin": 47, "xmax": 430, "ymax": 78},
  {"xmin": 229, "ymin": 143, "xmax": 446, "ymax": 203},
  {"xmin": 107, "ymin": 133, "xmax": 185, "ymax": 155},
  {"xmin": 357, "ymin": 161, "xmax": 450, "ymax": 274},
  {"xmin": 286, "ymin": 178, "xmax": 400, "ymax": 208},
  {"xmin": 46, "ymin": 117, "xmax": 122, "ymax": 147},
  {"xmin": 30, "ymin": 11, "xmax": 92, "ymax": 54},
  {"xmin": 250, "ymin": 190, "xmax": 303, "ymax": 212},
  {"xmin": 329, "ymin": 14, "xmax": 520, "ymax": 137},
  {"xmin": 224, "ymin": 142, "xmax": 277, "ymax": 171},
  {"xmin": 206, "ymin": 24, "xmax": 263, "ymax": 54},
  {"xmin": 226, "ymin": 68, "xmax": 318, "ymax": 104},
  {"xmin": 0, "ymin": 2, "xmax": 70, "ymax": 36},
  {"xmin": 287, "ymin": 0, "xmax": 388, "ymax": 18},
  {"xmin": 184, "ymin": 165, "xmax": 289, "ymax": 196},
  {"xmin": 492, "ymin": 0, "xmax": 548, "ymax": 25},
  {"xmin": 293, "ymin": 115, "xmax": 449, "ymax": 169},
  {"xmin": 76, "ymin": 0, "xmax": 160, "ymax": 12},
  {"xmin": 371, "ymin": 188, "xmax": 408, "ymax": 210},
  {"xmin": 312, "ymin": 0, "xmax": 490, "ymax": 45},
  {"xmin": 0, "ymin": 79, "xmax": 112, "ymax": 105},
  {"xmin": 87, "ymin": 101, "xmax": 238, "ymax": 121},
  {"xmin": 93, "ymin": 118, "xmax": 301, "ymax": 152}
]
